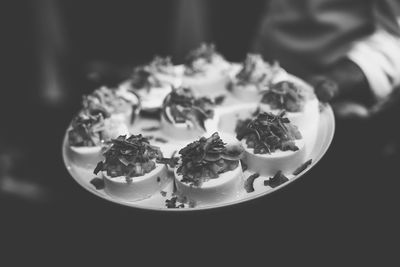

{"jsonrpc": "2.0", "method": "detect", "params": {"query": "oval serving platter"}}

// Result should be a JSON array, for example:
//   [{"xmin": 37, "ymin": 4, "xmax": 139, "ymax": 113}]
[{"xmin": 62, "ymin": 75, "xmax": 335, "ymax": 211}]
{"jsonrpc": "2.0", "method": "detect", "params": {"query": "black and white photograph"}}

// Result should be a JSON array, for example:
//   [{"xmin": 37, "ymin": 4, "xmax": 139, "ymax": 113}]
[{"xmin": 1, "ymin": 0, "xmax": 399, "ymax": 264}]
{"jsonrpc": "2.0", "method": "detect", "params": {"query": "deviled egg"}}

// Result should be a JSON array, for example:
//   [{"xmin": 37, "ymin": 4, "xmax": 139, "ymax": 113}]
[
  {"xmin": 182, "ymin": 43, "xmax": 231, "ymax": 97},
  {"xmin": 68, "ymin": 112, "xmax": 129, "ymax": 169},
  {"xmin": 161, "ymin": 87, "xmax": 216, "ymax": 140},
  {"xmin": 83, "ymin": 86, "xmax": 140, "ymax": 126},
  {"xmin": 236, "ymin": 111, "xmax": 306, "ymax": 176},
  {"xmin": 128, "ymin": 56, "xmax": 181, "ymax": 112},
  {"xmin": 94, "ymin": 134, "xmax": 168, "ymax": 201},
  {"xmin": 174, "ymin": 132, "xmax": 244, "ymax": 205},
  {"xmin": 229, "ymin": 54, "xmax": 286, "ymax": 102}
]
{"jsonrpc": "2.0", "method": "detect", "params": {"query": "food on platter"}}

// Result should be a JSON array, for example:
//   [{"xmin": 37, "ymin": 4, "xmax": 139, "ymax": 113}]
[
  {"xmin": 229, "ymin": 54, "xmax": 286, "ymax": 102},
  {"xmin": 236, "ymin": 111, "xmax": 306, "ymax": 176},
  {"xmin": 182, "ymin": 43, "xmax": 231, "ymax": 97},
  {"xmin": 67, "ymin": 112, "xmax": 129, "ymax": 169},
  {"xmin": 94, "ymin": 134, "xmax": 168, "ymax": 201},
  {"xmin": 63, "ymin": 45, "xmax": 333, "ymax": 210},
  {"xmin": 83, "ymin": 86, "xmax": 140, "ymax": 125},
  {"xmin": 128, "ymin": 56, "xmax": 181, "ymax": 112},
  {"xmin": 259, "ymin": 80, "xmax": 319, "ymax": 135},
  {"xmin": 173, "ymin": 132, "xmax": 244, "ymax": 205},
  {"xmin": 161, "ymin": 87, "xmax": 216, "ymax": 140}
]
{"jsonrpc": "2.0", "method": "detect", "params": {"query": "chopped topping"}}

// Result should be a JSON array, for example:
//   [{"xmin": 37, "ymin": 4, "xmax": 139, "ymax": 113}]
[
  {"xmin": 235, "ymin": 54, "xmax": 281, "ymax": 87},
  {"xmin": 214, "ymin": 95, "xmax": 226, "ymax": 105},
  {"xmin": 141, "ymin": 126, "xmax": 160, "ymax": 132},
  {"xmin": 177, "ymin": 133, "xmax": 244, "ymax": 186},
  {"xmin": 244, "ymin": 173, "xmax": 260, "ymax": 193},
  {"xmin": 154, "ymin": 137, "xmax": 168, "ymax": 143},
  {"xmin": 292, "ymin": 159, "xmax": 312, "ymax": 175},
  {"xmin": 131, "ymin": 66, "xmax": 162, "ymax": 89},
  {"xmin": 93, "ymin": 134, "xmax": 163, "ymax": 181},
  {"xmin": 261, "ymin": 81, "xmax": 311, "ymax": 112},
  {"xmin": 147, "ymin": 56, "xmax": 176, "ymax": 75},
  {"xmin": 83, "ymin": 86, "xmax": 136, "ymax": 115},
  {"xmin": 68, "ymin": 112, "xmax": 105, "ymax": 147},
  {"xmin": 236, "ymin": 111, "xmax": 302, "ymax": 154},
  {"xmin": 131, "ymin": 56, "xmax": 177, "ymax": 89},
  {"xmin": 165, "ymin": 196, "xmax": 185, "ymax": 209},
  {"xmin": 264, "ymin": 170, "xmax": 289, "ymax": 188},
  {"xmin": 90, "ymin": 178, "xmax": 105, "ymax": 190},
  {"xmin": 184, "ymin": 43, "xmax": 226, "ymax": 75},
  {"xmin": 160, "ymin": 191, "xmax": 167, "ymax": 197},
  {"xmin": 162, "ymin": 87, "xmax": 215, "ymax": 130}
]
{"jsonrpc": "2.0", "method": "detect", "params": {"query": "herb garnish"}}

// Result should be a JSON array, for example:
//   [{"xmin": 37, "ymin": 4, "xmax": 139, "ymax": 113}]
[
  {"xmin": 184, "ymin": 43, "xmax": 224, "ymax": 75},
  {"xmin": 162, "ymin": 87, "xmax": 215, "ymax": 130},
  {"xmin": 177, "ymin": 132, "xmax": 244, "ymax": 186},
  {"xmin": 83, "ymin": 86, "xmax": 134, "ymax": 115},
  {"xmin": 236, "ymin": 54, "xmax": 280, "ymax": 87},
  {"xmin": 292, "ymin": 159, "xmax": 312, "ymax": 175},
  {"xmin": 264, "ymin": 170, "xmax": 289, "ymax": 188},
  {"xmin": 90, "ymin": 177, "xmax": 105, "ymax": 190},
  {"xmin": 244, "ymin": 173, "xmax": 260, "ymax": 193},
  {"xmin": 236, "ymin": 111, "xmax": 302, "ymax": 154},
  {"xmin": 165, "ymin": 196, "xmax": 185, "ymax": 208},
  {"xmin": 260, "ymin": 81, "xmax": 310, "ymax": 112},
  {"xmin": 93, "ymin": 134, "xmax": 163, "ymax": 182},
  {"xmin": 131, "ymin": 56, "xmax": 176, "ymax": 89},
  {"xmin": 68, "ymin": 112, "xmax": 105, "ymax": 147},
  {"xmin": 141, "ymin": 126, "xmax": 160, "ymax": 132}
]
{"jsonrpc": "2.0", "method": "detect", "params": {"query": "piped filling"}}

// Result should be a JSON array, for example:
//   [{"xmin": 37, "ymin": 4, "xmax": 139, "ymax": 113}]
[
  {"xmin": 236, "ymin": 111, "xmax": 302, "ymax": 154},
  {"xmin": 94, "ymin": 135, "xmax": 163, "ymax": 182},
  {"xmin": 177, "ymin": 133, "xmax": 244, "ymax": 186}
]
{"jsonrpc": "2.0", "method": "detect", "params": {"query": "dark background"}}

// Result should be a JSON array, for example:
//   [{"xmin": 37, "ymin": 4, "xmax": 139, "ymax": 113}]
[{"xmin": 1, "ymin": 0, "xmax": 398, "ymax": 264}]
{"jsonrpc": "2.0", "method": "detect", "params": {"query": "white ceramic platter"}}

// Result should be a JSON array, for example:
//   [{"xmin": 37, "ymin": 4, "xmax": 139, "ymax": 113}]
[{"xmin": 62, "ymin": 75, "xmax": 335, "ymax": 211}]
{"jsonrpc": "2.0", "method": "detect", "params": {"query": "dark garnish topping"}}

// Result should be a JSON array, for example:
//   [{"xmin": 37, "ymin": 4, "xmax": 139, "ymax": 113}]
[
  {"xmin": 184, "ymin": 43, "xmax": 223, "ymax": 75},
  {"xmin": 264, "ymin": 170, "xmax": 289, "ymax": 188},
  {"xmin": 147, "ymin": 56, "xmax": 175, "ymax": 75},
  {"xmin": 236, "ymin": 111, "xmax": 302, "ymax": 154},
  {"xmin": 160, "ymin": 191, "xmax": 167, "ymax": 197},
  {"xmin": 214, "ymin": 95, "xmax": 226, "ymax": 105},
  {"xmin": 156, "ymin": 157, "xmax": 179, "ymax": 168},
  {"xmin": 162, "ymin": 87, "xmax": 215, "ymax": 130},
  {"xmin": 93, "ymin": 134, "xmax": 163, "ymax": 182},
  {"xmin": 165, "ymin": 196, "xmax": 185, "ymax": 209},
  {"xmin": 154, "ymin": 137, "xmax": 168, "ymax": 143},
  {"xmin": 177, "ymin": 132, "xmax": 244, "ymax": 186},
  {"xmin": 236, "ymin": 54, "xmax": 279, "ymax": 86},
  {"xmin": 83, "ymin": 86, "xmax": 135, "ymax": 115},
  {"xmin": 261, "ymin": 81, "xmax": 309, "ymax": 112},
  {"xmin": 131, "ymin": 66, "xmax": 161, "ymax": 89},
  {"xmin": 141, "ymin": 126, "xmax": 160, "ymax": 132},
  {"xmin": 292, "ymin": 159, "xmax": 312, "ymax": 175},
  {"xmin": 131, "ymin": 56, "xmax": 176, "ymax": 89},
  {"xmin": 68, "ymin": 112, "xmax": 105, "ymax": 147},
  {"xmin": 244, "ymin": 173, "xmax": 260, "ymax": 193},
  {"xmin": 157, "ymin": 177, "xmax": 161, "ymax": 183},
  {"xmin": 90, "ymin": 178, "xmax": 105, "ymax": 190}
]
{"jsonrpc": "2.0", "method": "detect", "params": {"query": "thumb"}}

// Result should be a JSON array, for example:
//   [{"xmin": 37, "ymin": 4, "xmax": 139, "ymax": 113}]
[{"xmin": 308, "ymin": 76, "xmax": 339, "ymax": 103}]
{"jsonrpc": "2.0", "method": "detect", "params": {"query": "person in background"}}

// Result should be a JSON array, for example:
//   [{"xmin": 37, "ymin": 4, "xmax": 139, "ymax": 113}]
[{"xmin": 253, "ymin": 0, "xmax": 400, "ymax": 119}]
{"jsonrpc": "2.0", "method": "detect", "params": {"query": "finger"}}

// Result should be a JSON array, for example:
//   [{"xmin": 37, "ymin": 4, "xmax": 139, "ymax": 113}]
[{"xmin": 332, "ymin": 101, "xmax": 369, "ymax": 119}]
